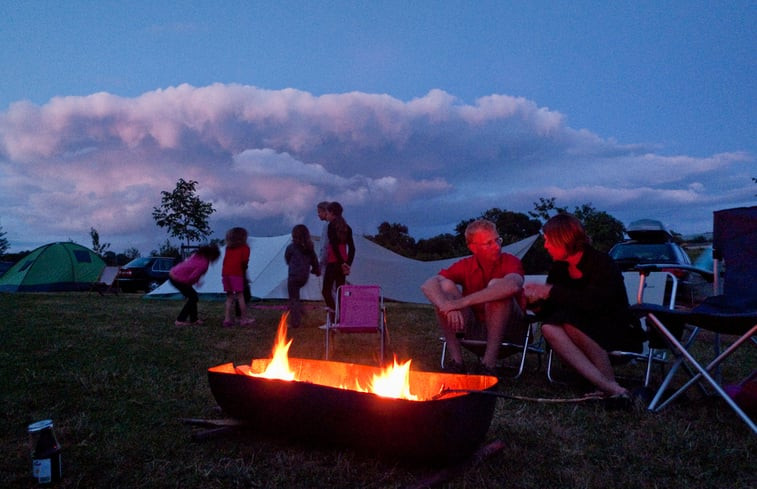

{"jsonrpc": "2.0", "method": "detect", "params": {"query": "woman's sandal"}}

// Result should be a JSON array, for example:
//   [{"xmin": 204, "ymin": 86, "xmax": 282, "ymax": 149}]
[
  {"xmin": 604, "ymin": 388, "xmax": 649, "ymax": 411},
  {"xmin": 604, "ymin": 392, "xmax": 633, "ymax": 411}
]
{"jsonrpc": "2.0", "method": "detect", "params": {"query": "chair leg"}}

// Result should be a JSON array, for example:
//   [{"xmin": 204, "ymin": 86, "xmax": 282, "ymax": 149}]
[
  {"xmin": 648, "ymin": 326, "xmax": 706, "ymax": 410},
  {"xmin": 509, "ymin": 326, "xmax": 532, "ymax": 379},
  {"xmin": 643, "ymin": 348, "xmax": 654, "ymax": 388},
  {"xmin": 656, "ymin": 325, "xmax": 756, "ymax": 410},
  {"xmin": 646, "ymin": 314, "xmax": 757, "ymax": 434},
  {"xmin": 546, "ymin": 348, "xmax": 559, "ymax": 383},
  {"xmin": 379, "ymin": 328, "xmax": 385, "ymax": 365},
  {"xmin": 324, "ymin": 313, "xmax": 332, "ymax": 360}
]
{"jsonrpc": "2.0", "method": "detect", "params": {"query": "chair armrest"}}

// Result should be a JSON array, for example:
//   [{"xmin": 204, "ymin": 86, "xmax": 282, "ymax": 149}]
[{"xmin": 633, "ymin": 264, "xmax": 714, "ymax": 283}]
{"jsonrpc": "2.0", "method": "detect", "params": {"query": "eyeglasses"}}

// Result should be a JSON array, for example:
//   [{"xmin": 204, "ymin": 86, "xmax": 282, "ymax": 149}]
[{"xmin": 469, "ymin": 236, "xmax": 503, "ymax": 247}]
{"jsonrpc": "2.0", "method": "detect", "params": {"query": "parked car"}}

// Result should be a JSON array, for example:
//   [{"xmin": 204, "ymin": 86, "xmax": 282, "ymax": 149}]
[
  {"xmin": 116, "ymin": 256, "xmax": 176, "ymax": 292},
  {"xmin": 609, "ymin": 240, "xmax": 692, "ymax": 271},
  {"xmin": 609, "ymin": 219, "xmax": 702, "ymax": 307}
]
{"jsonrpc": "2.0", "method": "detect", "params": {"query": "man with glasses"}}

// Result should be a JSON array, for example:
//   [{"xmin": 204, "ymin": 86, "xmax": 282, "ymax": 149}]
[{"xmin": 421, "ymin": 219, "xmax": 526, "ymax": 375}]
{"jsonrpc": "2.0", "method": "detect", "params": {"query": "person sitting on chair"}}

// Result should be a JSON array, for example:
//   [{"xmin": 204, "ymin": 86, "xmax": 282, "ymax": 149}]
[
  {"xmin": 421, "ymin": 219, "xmax": 527, "ymax": 375},
  {"xmin": 524, "ymin": 213, "xmax": 643, "ymax": 401}
]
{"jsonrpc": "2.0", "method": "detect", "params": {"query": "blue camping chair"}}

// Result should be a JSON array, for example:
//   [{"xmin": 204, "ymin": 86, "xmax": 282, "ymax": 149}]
[{"xmin": 631, "ymin": 206, "xmax": 757, "ymax": 433}]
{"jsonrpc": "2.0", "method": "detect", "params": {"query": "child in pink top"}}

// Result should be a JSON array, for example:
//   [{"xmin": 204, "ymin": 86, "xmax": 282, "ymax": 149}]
[
  {"xmin": 222, "ymin": 227, "xmax": 253, "ymax": 327},
  {"xmin": 168, "ymin": 244, "xmax": 221, "ymax": 326}
]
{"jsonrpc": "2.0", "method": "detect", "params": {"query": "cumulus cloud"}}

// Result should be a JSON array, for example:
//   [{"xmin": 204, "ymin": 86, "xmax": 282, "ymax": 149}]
[{"xmin": 0, "ymin": 83, "xmax": 753, "ymax": 252}]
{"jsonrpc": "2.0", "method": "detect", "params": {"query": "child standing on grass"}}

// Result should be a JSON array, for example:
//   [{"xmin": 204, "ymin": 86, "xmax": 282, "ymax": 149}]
[
  {"xmin": 285, "ymin": 224, "xmax": 320, "ymax": 328},
  {"xmin": 168, "ymin": 244, "xmax": 221, "ymax": 326},
  {"xmin": 223, "ymin": 227, "xmax": 254, "ymax": 327}
]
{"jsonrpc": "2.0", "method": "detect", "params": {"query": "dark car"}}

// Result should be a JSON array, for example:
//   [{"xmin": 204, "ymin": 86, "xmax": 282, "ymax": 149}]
[
  {"xmin": 116, "ymin": 256, "xmax": 176, "ymax": 292},
  {"xmin": 609, "ymin": 240, "xmax": 692, "ymax": 271},
  {"xmin": 609, "ymin": 219, "xmax": 701, "ymax": 306}
]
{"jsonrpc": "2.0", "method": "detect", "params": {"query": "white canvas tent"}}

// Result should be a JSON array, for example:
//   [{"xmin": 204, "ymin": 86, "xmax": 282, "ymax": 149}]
[{"xmin": 146, "ymin": 234, "xmax": 539, "ymax": 304}]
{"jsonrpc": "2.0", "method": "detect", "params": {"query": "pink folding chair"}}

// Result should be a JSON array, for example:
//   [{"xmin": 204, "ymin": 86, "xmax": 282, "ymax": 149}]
[{"xmin": 324, "ymin": 285, "xmax": 388, "ymax": 364}]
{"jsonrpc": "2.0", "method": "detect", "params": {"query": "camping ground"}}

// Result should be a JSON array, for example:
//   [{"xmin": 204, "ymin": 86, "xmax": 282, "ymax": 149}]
[{"xmin": 1, "ymin": 293, "xmax": 754, "ymax": 488}]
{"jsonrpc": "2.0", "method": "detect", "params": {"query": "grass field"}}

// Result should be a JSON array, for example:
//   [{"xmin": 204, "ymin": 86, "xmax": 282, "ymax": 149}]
[{"xmin": 1, "ymin": 293, "xmax": 754, "ymax": 488}]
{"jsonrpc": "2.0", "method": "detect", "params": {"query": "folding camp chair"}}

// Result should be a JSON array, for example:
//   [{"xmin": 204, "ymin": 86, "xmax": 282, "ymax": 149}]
[
  {"xmin": 440, "ymin": 276, "xmax": 547, "ymax": 378},
  {"xmin": 545, "ymin": 270, "xmax": 679, "ymax": 387},
  {"xmin": 90, "ymin": 266, "xmax": 120, "ymax": 295},
  {"xmin": 631, "ymin": 206, "xmax": 757, "ymax": 433},
  {"xmin": 439, "ymin": 313, "xmax": 544, "ymax": 378},
  {"xmin": 324, "ymin": 285, "xmax": 388, "ymax": 364}
]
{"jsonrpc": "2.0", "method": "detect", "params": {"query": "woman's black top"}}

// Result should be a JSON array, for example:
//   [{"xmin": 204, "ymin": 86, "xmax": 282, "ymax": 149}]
[{"xmin": 541, "ymin": 245, "xmax": 643, "ymax": 352}]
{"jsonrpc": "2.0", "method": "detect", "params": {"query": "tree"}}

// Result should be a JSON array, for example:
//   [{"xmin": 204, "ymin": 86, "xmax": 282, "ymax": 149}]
[
  {"xmin": 529, "ymin": 197, "xmax": 566, "ymax": 223},
  {"xmin": 572, "ymin": 203, "xmax": 625, "ymax": 252},
  {"xmin": 0, "ymin": 222, "xmax": 8, "ymax": 257},
  {"xmin": 89, "ymin": 227, "xmax": 111, "ymax": 256},
  {"xmin": 415, "ymin": 233, "xmax": 465, "ymax": 260},
  {"xmin": 530, "ymin": 198, "xmax": 626, "ymax": 252},
  {"xmin": 124, "ymin": 247, "xmax": 141, "ymax": 260},
  {"xmin": 367, "ymin": 222, "xmax": 417, "ymax": 257},
  {"xmin": 152, "ymin": 179, "xmax": 215, "ymax": 247},
  {"xmin": 151, "ymin": 239, "xmax": 181, "ymax": 259}
]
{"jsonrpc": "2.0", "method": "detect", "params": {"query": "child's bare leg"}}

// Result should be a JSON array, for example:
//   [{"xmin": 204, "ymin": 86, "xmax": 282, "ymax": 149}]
[
  {"xmin": 236, "ymin": 292, "xmax": 247, "ymax": 317},
  {"xmin": 224, "ymin": 294, "xmax": 235, "ymax": 323}
]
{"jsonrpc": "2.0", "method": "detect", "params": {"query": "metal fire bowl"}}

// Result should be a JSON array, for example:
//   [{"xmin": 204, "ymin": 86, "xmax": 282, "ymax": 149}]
[{"xmin": 208, "ymin": 358, "xmax": 499, "ymax": 463}]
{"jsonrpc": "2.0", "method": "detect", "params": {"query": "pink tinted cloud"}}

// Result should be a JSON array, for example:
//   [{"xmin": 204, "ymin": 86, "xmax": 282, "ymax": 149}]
[{"xmin": 0, "ymin": 83, "xmax": 753, "ymax": 252}]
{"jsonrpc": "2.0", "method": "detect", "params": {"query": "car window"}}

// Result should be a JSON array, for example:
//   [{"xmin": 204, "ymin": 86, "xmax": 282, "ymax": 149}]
[
  {"xmin": 675, "ymin": 247, "xmax": 692, "ymax": 265},
  {"xmin": 153, "ymin": 258, "xmax": 174, "ymax": 272},
  {"xmin": 125, "ymin": 257, "xmax": 152, "ymax": 267},
  {"xmin": 610, "ymin": 243, "xmax": 677, "ymax": 262}
]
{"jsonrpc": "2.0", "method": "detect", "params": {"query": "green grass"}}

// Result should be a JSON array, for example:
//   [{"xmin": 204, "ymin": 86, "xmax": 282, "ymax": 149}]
[{"xmin": 1, "ymin": 293, "xmax": 754, "ymax": 488}]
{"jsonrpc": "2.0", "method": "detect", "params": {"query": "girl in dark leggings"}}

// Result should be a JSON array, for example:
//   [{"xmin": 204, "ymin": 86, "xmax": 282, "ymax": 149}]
[
  {"xmin": 168, "ymin": 244, "xmax": 221, "ymax": 326},
  {"xmin": 321, "ymin": 202, "xmax": 355, "ymax": 316}
]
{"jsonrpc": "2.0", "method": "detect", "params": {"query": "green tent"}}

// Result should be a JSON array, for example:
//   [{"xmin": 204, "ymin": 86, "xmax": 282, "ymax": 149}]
[{"xmin": 0, "ymin": 242, "xmax": 105, "ymax": 292}]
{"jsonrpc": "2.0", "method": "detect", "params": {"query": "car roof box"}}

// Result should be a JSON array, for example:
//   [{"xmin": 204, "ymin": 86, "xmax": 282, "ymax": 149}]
[{"xmin": 626, "ymin": 219, "xmax": 672, "ymax": 242}]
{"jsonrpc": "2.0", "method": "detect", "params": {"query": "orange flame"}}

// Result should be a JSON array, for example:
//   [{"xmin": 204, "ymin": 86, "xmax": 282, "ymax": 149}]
[
  {"xmin": 250, "ymin": 313, "xmax": 295, "ymax": 381},
  {"xmin": 248, "ymin": 313, "xmax": 417, "ymax": 400},
  {"xmin": 361, "ymin": 358, "xmax": 418, "ymax": 400}
]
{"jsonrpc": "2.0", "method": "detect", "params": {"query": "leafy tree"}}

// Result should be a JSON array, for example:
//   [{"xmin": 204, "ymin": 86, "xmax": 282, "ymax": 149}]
[
  {"xmin": 110, "ymin": 248, "xmax": 141, "ymax": 266},
  {"xmin": 152, "ymin": 179, "xmax": 215, "ymax": 247},
  {"xmin": 530, "ymin": 198, "xmax": 626, "ymax": 252},
  {"xmin": 124, "ymin": 247, "xmax": 141, "ymax": 260},
  {"xmin": 102, "ymin": 251, "xmax": 117, "ymax": 266},
  {"xmin": 89, "ymin": 227, "xmax": 111, "ymax": 256},
  {"xmin": 415, "ymin": 233, "xmax": 466, "ymax": 260},
  {"xmin": 0, "ymin": 222, "xmax": 8, "ymax": 257},
  {"xmin": 529, "ymin": 197, "xmax": 567, "ymax": 222},
  {"xmin": 572, "ymin": 203, "xmax": 625, "ymax": 252},
  {"xmin": 368, "ymin": 222, "xmax": 417, "ymax": 257},
  {"xmin": 151, "ymin": 240, "xmax": 181, "ymax": 259}
]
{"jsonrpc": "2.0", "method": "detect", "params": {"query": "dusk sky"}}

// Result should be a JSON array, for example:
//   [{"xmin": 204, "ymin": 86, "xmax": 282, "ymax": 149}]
[{"xmin": 1, "ymin": 1, "xmax": 754, "ymax": 254}]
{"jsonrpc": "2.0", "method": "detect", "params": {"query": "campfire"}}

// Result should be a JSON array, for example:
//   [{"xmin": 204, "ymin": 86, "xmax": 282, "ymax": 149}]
[
  {"xmin": 244, "ymin": 313, "xmax": 418, "ymax": 400},
  {"xmin": 207, "ymin": 313, "xmax": 500, "ymax": 462}
]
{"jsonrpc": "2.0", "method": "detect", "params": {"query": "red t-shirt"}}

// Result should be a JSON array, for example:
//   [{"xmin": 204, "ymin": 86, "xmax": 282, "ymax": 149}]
[
  {"xmin": 222, "ymin": 245, "xmax": 250, "ymax": 277},
  {"xmin": 439, "ymin": 253, "xmax": 525, "ymax": 322}
]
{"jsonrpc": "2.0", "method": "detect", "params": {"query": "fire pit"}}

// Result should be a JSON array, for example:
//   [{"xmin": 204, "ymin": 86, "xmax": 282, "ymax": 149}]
[
  {"xmin": 208, "ymin": 358, "xmax": 499, "ymax": 462},
  {"xmin": 207, "ymin": 315, "xmax": 500, "ymax": 462}
]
